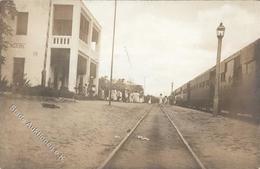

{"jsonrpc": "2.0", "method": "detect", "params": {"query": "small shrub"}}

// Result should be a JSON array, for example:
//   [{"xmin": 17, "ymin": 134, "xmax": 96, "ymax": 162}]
[
  {"xmin": 0, "ymin": 76, "xmax": 9, "ymax": 92},
  {"xmin": 19, "ymin": 85, "xmax": 75, "ymax": 98}
]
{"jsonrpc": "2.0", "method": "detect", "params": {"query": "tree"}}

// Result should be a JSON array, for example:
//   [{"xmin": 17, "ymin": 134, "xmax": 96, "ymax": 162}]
[
  {"xmin": 130, "ymin": 84, "xmax": 144, "ymax": 94},
  {"xmin": 99, "ymin": 76, "xmax": 109, "ymax": 91},
  {"xmin": 0, "ymin": 0, "xmax": 17, "ymax": 79},
  {"xmin": 114, "ymin": 78, "xmax": 125, "ymax": 91}
]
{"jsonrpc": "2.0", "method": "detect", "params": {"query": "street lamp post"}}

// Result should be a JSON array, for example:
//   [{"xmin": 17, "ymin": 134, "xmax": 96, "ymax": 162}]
[{"xmin": 213, "ymin": 22, "xmax": 225, "ymax": 116}]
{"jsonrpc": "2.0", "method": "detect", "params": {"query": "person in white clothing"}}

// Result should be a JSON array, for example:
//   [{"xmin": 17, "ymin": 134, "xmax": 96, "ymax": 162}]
[{"xmin": 159, "ymin": 93, "xmax": 163, "ymax": 105}]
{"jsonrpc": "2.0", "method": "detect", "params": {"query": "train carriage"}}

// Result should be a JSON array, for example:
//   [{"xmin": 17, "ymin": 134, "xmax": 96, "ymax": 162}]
[
  {"xmin": 171, "ymin": 38, "xmax": 260, "ymax": 117},
  {"xmin": 189, "ymin": 70, "xmax": 212, "ymax": 110},
  {"xmin": 174, "ymin": 83, "xmax": 189, "ymax": 106}
]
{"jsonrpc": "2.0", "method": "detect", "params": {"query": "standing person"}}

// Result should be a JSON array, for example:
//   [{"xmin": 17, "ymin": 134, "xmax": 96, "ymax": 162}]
[
  {"xmin": 159, "ymin": 93, "xmax": 163, "ymax": 105},
  {"xmin": 130, "ymin": 93, "xmax": 134, "ymax": 103},
  {"xmin": 87, "ymin": 83, "xmax": 91, "ymax": 97},
  {"xmin": 101, "ymin": 89, "xmax": 105, "ymax": 100},
  {"xmin": 105, "ymin": 88, "xmax": 109, "ymax": 100},
  {"xmin": 164, "ymin": 96, "xmax": 168, "ymax": 104},
  {"xmin": 122, "ymin": 89, "xmax": 126, "ymax": 102},
  {"xmin": 125, "ymin": 90, "xmax": 129, "ymax": 103},
  {"xmin": 84, "ymin": 83, "xmax": 88, "ymax": 96},
  {"xmin": 112, "ymin": 89, "xmax": 117, "ymax": 101},
  {"xmin": 148, "ymin": 96, "xmax": 152, "ymax": 104},
  {"xmin": 119, "ymin": 91, "xmax": 122, "ymax": 101},
  {"xmin": 91, "ymin": 85, "xmax": 96, "ymax": 98},
  {"xmin": 117, "ymin": 90, "xmax": 120, "ymax": 101}
]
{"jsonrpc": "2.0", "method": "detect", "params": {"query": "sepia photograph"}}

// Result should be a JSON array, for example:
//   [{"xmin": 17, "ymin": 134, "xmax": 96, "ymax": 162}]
[{"xmin": 0, "ymin": 0, "xmax": 259, "ymax": 169}]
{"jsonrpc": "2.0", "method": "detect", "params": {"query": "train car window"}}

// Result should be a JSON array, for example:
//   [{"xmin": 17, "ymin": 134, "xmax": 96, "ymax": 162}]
[
  {"xmin": 234, "ymin": 55, "xmax": 241, "ymax": 68},
  {"xmin": 206, "ymin": 80, "xmax": 209, "ymax": 87},
  {"xmin": 228, "ymin": 76, "xmax": 232, "ymax": 83},
  {"xmin": 245, "ymin": 60, "xmax": 255, "ymax": 75},
  {"xmin": 221, "ymin": 73, "xmax": 226, "ymax": 82}
]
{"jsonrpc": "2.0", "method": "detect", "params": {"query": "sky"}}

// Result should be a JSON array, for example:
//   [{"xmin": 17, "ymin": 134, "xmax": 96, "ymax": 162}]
[{"xmin": 85, "ymin": 0, "xmax": 260, "ymax": 96}]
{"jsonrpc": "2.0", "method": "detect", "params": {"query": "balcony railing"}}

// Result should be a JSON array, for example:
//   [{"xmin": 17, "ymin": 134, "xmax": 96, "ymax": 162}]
[{"xmin": 51, "ymin": 36, "xmax": 71, "ymax": 48}]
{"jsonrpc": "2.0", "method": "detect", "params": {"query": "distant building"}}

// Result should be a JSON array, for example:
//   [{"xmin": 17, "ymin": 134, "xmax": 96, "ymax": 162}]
[{"xmin": 2, "ymin": 0, "xmax": 101, "ymax": 94}]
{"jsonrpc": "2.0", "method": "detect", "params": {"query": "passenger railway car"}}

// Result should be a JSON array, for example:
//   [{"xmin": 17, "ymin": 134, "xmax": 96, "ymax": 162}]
[
  {"xmin": 174, "ymin": 83, "xmax": 189, "ymax": 106},
  {"xmin": 189, "ymin": 70, "xmax": 213, "ymax": 110},
  {"xmin": 171, "ymin": 39, "xmax": 260, "ymax": 116}
]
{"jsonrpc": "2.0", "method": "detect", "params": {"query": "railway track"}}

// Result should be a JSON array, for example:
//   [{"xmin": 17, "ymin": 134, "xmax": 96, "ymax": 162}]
[
  {"xmin": 160, "ymin": 105, "xmax": 207, "ymax": 169},
  {"xmin": 97, "ymin": 105, "xmax": 206, "ymax": 169}
]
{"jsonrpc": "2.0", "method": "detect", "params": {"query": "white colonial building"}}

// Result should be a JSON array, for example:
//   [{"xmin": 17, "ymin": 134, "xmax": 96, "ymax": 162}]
[{"xmin": 2, "ymin": 0, "xmax": 101, "ymax": 94}]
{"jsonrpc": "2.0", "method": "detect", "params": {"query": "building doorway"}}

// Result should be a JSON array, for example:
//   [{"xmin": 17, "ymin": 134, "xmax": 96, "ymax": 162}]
[
  {"xmin": 76, "ymin": 55, "xmax": 87, "ymax": 94},
  {"xmin": 49, "ymin": 48, "xmax": 70, "ymax": 90},
  {"xmin": 13, "ymin": 57, "xmax": 25, "ymax": 86}
]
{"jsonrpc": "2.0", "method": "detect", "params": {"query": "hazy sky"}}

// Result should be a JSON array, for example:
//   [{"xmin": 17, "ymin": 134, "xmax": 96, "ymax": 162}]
[{"xmin": 85, "ymin": 1, "xmax": 260, "ymax": 96}]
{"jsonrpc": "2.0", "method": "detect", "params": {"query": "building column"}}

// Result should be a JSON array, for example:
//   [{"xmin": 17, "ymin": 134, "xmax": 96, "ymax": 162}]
[
  {"xmin": 86, "ymin": 57, "xmax": 91, "ymax": 85},
  {"xmin": 88, "ymin": 20, "xmax": 93, "ymax": 48},
  {"xmin": 96, "ymin": 28, "xmax": 101, "ymax": 55},
  {"xmin": 95, "ymin": 62, "xmax": 99, "ymax": 96},
  {"xmin": 84, "ymin": 56, "xmax": 88, "ymax": 86},
  {"xmin": 68, "ymin": 4, "xmax": 80, "ymax": 92}
]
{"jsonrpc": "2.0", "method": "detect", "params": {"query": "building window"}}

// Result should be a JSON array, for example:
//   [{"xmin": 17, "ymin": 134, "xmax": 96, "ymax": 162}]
[
  {"xmin": 77, "ymin": 55, "xmax": 87, "ymax": 75},
  {"xmin": 16, "ymin": 12, "xmax": 28, "ymax": 35},
  {"xmin": 53, "ymin": 5, "xmax": 73, "ymax": 36},
  {"xmin": 79, "ymin": 14, "xmax": 89, "ymax": 43},
  {"xmin": 91, "ymin": 27, "xmax": 99, "ymax": 51},
  {"xmin": 90, "ymin": 62, "xmax": 97, "ymax": 78},
  {"xmin": 200, "ymin": 82, "xmax": 203, "ymax": 88}
]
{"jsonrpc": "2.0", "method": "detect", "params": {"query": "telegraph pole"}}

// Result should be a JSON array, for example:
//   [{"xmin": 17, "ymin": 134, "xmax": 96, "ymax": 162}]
[
  {"xmin": 144, "ymin": 76, "xmax": 146, "ymax": 95},
  {"xmin": 41, "ymin": 0, "xmax": 52, "ymax": 87},
  {"xmin": 171, "ymin": 82, "xmax": 174, "ymax": 94},
  {"xmin": 109, "ymin": 0, "xmax": 117, "ymax": 106}
]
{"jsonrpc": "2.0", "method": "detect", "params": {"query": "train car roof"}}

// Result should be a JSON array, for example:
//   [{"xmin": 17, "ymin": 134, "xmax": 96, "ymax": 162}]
[
  {"xmin": 173, "ymin": 38, "xmax": 260, "ymax": 93},
  {"xmin": 190, "ymin": 38, "xmax": 260, "ymax": 82}
]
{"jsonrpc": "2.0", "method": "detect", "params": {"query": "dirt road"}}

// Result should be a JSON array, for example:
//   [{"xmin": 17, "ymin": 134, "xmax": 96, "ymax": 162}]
[
  {"xmin": 164, "ymin": 105, "xmax": 260, "ymax": 169},
  {"xmin": 0, "ymin": 97, "xmax": 151, "ymax": 169}
]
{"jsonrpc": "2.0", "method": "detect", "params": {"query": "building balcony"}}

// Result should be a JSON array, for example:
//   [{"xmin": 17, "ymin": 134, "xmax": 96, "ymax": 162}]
[{"xmin": 51, "ymin": 35, "xmax": 71, "ymax": 48}]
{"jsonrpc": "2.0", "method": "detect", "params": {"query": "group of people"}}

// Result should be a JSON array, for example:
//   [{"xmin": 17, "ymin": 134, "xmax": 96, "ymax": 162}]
[
  {"xmin": 75, "ymin": 83, "xmax": 96, "ymax": 98},
  {"xmin": 99, "ymin": 89, "xmax": 144, "ymax": 103},
  {"xmin": 159, "ymin": 93, "xmax": 168, "ymax": 105}
]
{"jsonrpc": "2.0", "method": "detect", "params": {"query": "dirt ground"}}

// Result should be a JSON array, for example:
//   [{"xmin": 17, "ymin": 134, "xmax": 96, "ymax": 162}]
[
  {"xmin": 106, "ymin": 106, "xmax": 199, "ymax": 169},
  {"xmin": 1, "ymin": 96, "xmax": 259, "ymax": 169},
  {"xmin": 0, "ymin": 96, "xmax": 151, "ymax": 169},
  {"xmin": 164, "ymin": 105, "xmax": 260, "ymax": 169}
]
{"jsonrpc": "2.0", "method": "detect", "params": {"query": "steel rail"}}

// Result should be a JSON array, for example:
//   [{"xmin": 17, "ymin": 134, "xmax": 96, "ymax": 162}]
[
  {"xmin": 160, "ymin": 105, "xmax": 207, "ymax": 169},
  {"xmin": 97, "ymin": 105, "xmax": 153, "ymax": 169}
]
